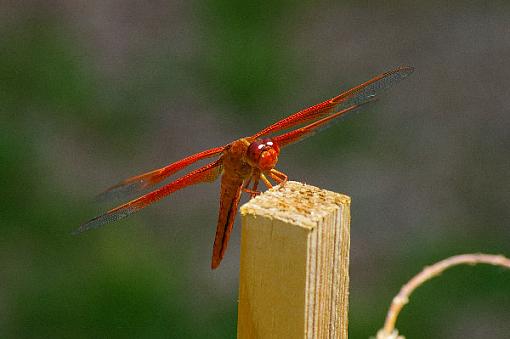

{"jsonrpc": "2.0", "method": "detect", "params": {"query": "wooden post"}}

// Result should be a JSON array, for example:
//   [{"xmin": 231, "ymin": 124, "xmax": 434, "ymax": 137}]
[{"xmin": 237, "ymin": 181, "xmax": 351, "ymax": 339}]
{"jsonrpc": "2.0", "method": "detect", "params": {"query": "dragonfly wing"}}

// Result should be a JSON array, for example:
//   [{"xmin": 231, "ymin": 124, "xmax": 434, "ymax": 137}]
[
  {"xmin": 97, "ymin": 146, "xmax": 225, "ymax": 202},
  {"xmin": 273, "ymin": 100, "xmax": 375, "ymax": 148},
  {"xmin": 253, "ymin": 66, "xmax": 414, "ymax": 139},
  {"xmin": 332, "ymin": 66, "xmax": 414, "ymax": 107},
  {"xmin": 75, "ymin": 159, "xmax": 223, "ymax": 234},
  {"xmin": 211, "ymin": 176, "xmax": 244, "ymax": 269}
]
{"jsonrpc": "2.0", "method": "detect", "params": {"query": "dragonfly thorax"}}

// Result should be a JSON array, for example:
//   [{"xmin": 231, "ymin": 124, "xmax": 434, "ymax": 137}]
[{"xmin": 246, "ymin": 138, "xmax": 280, "ymax": 172}]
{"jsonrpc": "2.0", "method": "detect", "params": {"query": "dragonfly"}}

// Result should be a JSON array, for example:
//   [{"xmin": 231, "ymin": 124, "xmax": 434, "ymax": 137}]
[{"xmin": 77, "ymin": 66, "xmax": 414, "ymax": 269}]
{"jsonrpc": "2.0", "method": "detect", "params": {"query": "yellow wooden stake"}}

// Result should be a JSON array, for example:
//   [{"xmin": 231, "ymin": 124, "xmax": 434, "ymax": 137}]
[{"xmin": 237, "ymin": 181, "xmax": 351, "ymax": 339}]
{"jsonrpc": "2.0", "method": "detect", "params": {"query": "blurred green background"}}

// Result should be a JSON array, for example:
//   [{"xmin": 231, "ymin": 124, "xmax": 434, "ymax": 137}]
[{"xmin": 1, "ymin": 1, "xmax": 509, "ymax": 338}]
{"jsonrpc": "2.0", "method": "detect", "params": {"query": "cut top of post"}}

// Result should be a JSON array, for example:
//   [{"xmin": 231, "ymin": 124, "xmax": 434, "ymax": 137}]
[{"xmin": 240, "ymin": 181, "xmax": 351, "ymax": 229}]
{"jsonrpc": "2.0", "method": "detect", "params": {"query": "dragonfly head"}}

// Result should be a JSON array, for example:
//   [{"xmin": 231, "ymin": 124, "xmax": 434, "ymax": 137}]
[{"xmin": 246, "ymin": 138, "xmax": 280, "ymax": 172}]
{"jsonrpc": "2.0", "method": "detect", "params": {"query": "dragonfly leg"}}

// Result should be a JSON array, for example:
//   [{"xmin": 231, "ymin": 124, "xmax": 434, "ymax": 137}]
[
  {"xmin": 242, "ymin": 176, "xmax": 252, "ymax": 190},
  {"xmin": 243, "ymin": 172, "xmax": 261, "ymax": 198},
  {"xmin": 269, "ymin": 168, "xmax": 288, "ymax": 186},
  {"xmin": 260, "ymin": 173, "xmax": 273, "ymax": 189},
  {"xmin": 249, "ymin": 176, "xmax": 260, "ymax": 198}
]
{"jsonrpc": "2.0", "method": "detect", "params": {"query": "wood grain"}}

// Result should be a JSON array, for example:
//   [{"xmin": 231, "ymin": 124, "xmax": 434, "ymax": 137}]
[{"xmin": 237, "ymin": 181, "xmax": 351, "ymax": 339}]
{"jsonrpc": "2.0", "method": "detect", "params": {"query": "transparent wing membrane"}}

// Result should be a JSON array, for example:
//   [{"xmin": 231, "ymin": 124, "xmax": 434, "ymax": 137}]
[{"xmin": 334, "ymin": 66, "xmax": 414, "ymax": 108}]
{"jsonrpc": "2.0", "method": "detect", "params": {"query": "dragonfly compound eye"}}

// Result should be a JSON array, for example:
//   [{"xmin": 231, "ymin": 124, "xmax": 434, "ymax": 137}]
[{"xmin": 247, "ymin": 138, "xmax": 280, "ymax": 171}]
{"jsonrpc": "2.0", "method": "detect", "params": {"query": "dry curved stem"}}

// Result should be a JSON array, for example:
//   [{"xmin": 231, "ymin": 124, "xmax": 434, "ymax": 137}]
[{"xmin": 376, "ymin": 253, "xmax": 510, "ymax": 339}]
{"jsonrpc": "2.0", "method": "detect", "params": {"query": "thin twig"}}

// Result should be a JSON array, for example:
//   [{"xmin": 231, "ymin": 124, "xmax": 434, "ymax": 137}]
[{"xmin": 376, "ymin": 253, "xmax": 510, "ymax": 339}]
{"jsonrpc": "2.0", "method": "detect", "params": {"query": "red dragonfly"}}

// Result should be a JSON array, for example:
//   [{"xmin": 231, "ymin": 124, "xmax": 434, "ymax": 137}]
[{"xmin": 77, "ymin": 66, "xmax": 414, "ymax": 269}]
